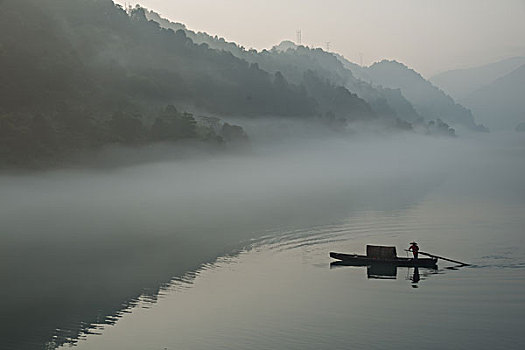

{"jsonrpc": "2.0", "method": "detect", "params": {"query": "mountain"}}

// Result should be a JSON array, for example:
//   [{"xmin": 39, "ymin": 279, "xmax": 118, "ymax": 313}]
[
  {"xmin": 1, "ymin": 0, "xmax": 487, "ymax": 168},
  {"xmin": 460, "ymin": 64, "xmax": 525, "ymax": 130},
  {"xmin": 347, "ymin": 60, "xmax": 487, "ymax": 131},
  {"xmin": 147, "ymin": 9, "xmax": 490, "ymax": 133},
  {"xmin": 269, "ymin": 42, "xmax": 422, "ymax": 123},
  {"xmin": 430, "ymin": 57, "xmax": 525, "ymax": 100},
  {"xmin": 0, "ymin": 0, "xmax": 380, "ymax": 167},
  {"xmin": 145, "ymin": 11, "xmax": 428, "ymax": 125},
  {"xmin": 430, "ymin": 57, "xmax": 525, "ymax": 131}
]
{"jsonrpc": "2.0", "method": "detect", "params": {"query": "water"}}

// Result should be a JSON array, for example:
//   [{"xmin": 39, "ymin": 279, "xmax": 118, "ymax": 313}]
[
  {"xmin": 63, "ymin": 199, "xmax": 525, "ymax": 350},
  {"xmin": 1, "ymin": 132, "xmax": 524, "ymax": 349}
]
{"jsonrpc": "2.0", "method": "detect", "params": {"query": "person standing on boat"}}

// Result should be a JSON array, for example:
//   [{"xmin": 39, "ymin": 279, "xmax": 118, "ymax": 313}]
[{"xmin": 408, "ymin": 242, "xmax": 419, "ymax": 260}]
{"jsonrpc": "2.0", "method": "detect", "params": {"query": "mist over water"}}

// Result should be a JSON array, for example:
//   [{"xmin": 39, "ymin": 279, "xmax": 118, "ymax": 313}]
[
  {"xmin": 1, "ymin": 129, "xmax": 524, "ymax": 349},
  {"xmin": 2, "ymin": 1, "xmax": 524, "ymax": 349}
]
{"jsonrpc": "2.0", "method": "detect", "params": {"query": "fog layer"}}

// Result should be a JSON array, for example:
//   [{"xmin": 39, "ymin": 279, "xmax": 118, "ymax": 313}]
[{"xmin": 2, "ymin": 129, "xmax": 524, "ymax": 348}]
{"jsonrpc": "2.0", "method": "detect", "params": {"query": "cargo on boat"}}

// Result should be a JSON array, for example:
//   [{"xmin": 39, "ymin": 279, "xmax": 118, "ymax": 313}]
[{"xmin": 330, "ymin": 245, "xmax": 438, "ymax": 268}]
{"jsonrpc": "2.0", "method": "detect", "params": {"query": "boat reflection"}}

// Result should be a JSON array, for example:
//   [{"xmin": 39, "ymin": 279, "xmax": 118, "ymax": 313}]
[{"xmin": 330, "ymin": 260, "xmax": 438, "ymax": 285}]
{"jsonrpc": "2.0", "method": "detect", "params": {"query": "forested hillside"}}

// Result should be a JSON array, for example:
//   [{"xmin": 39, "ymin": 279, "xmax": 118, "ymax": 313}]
[
  {"xmin": 1, "ymin": 0, "xmax": 467, "ymax": 168},
  {"xmin": 146, "ymin": 9, "xmax": 485, "ymax": 134},
  {"xmin": 0, "ymin": 1, "xmax": 363, "ymax": 167},
  {"xmin": 146, "ymin": 11, "xmax": 421, "ymax": 124},
  {"xmin": 341, "ymin": 59, "xmax": 488, "ymax": 131}
]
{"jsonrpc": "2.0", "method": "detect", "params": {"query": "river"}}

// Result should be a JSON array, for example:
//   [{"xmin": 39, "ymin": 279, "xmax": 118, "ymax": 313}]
[{"xmin": 1, "ymin": 131, "xmax": 524, "ymax": 349}]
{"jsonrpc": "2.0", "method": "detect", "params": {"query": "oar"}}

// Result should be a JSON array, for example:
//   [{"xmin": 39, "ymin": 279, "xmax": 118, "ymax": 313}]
[{"xmin": 406, "ymin": 250, "xmax": 470, "ymax": 266}]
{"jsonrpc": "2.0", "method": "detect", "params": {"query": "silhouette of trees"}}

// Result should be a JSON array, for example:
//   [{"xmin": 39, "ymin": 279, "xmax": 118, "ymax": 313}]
[
  {"xmin": 151, "ymin": 105, "xmax": 197, "ymax": 141},
  {"xmin": 109, "ymin": 111, "xmax": 147, "ymax": 144},
  {"xmin": 0, "ymin": 0, "xmax": 383, "ymax": 166}
]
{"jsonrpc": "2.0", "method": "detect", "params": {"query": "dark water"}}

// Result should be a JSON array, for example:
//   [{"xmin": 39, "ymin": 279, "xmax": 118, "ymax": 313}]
[{"xmin": 1, "ymin": 132, "xmax": 524, "ymax": 349}]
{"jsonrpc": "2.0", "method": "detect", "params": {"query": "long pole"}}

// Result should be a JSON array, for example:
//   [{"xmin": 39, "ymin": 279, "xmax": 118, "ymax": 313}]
[{"xmin": 417, "ymin": 250, "xmax": 470, "ymax": 266}]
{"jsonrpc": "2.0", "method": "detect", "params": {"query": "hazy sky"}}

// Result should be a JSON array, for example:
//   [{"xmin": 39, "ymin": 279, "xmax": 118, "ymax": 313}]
[{"xmin": 115, "ymin": 0, "xmax": 525, "ymax": 77}]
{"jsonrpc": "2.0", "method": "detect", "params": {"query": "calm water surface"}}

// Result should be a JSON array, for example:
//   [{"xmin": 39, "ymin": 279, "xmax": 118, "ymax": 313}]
[
  {"xmin": 1, "ymin": 132, "xmax": 524, "ymax": 349},
  {"xmin": 65, "ymin": 197, "xmax": 525, "ymax": 350}
]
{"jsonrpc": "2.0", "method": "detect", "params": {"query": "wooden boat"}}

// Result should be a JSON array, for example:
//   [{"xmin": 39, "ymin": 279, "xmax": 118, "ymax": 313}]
[
  {"xmin": 330, "ymin": 245, "xmax": 438, "ymax": 268},
  {"xmin": 330, "ymin": 252, "xmax": 438, "ymax": 267}
]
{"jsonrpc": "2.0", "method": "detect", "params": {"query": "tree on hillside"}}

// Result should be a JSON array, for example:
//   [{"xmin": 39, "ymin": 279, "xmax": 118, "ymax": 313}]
[{"xmin": 151, "ymin": 105, "xmax": 197, "ymax": 141}]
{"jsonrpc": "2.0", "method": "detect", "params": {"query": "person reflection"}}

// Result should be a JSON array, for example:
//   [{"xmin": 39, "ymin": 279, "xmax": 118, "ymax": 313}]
[{"xmin": 411, "ymin": 267, "xmax": 420, "ymax": 288}]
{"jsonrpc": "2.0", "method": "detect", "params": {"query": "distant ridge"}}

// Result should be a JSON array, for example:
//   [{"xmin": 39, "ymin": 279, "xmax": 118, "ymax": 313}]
[
  {"xmin": 146, "ymin": 10, "xmax": 484, "ymax": 132},
  {"xmin": 461, "ymin": 64, "xmax": 525, "ymax": 130},
  {"xmin": 337, "ymin": 59, "xmax": 487, "ymax": 131},
  {"xmin": 0, "ymin": 0, "xmax": 490, "ymax": 169},
  {"xmin": 430, "ymin": 57, "xmax": 525, "ymax": 100}
]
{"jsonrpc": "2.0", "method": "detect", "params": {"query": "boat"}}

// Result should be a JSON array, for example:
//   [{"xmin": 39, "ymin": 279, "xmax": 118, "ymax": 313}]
[
  {"xmin": 330, "ymin": 245, "xmax": 438, "ymax": 268},
  {"xmin": 330, "ymin": 252, "xmax": 438, "ymax": 267}
]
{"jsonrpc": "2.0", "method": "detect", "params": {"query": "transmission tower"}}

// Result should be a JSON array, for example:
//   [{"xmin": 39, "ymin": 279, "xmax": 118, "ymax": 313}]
[
  {"xmin": 325, "ymin": 42, "xmax": 331, "ymax": 51},
  {"xmin": 296, "ymin": 30, "xmax": 302, "ymax": 45}
]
